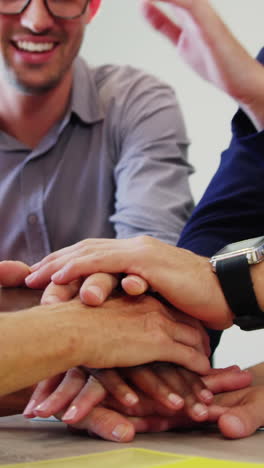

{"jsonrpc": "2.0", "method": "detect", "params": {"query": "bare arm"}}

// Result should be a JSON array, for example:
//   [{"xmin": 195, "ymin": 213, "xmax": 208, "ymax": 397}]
[
  {"xmin": 0, "ymin": 292, "xmax": 210, "ymax": 397},
  {"xmin": 142, "ymin": 0, "xmax": 264, "ymax": 131}
]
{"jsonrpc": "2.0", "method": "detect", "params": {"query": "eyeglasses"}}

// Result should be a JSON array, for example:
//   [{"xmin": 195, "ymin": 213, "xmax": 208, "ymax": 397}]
[{"xmin": 0, "ymin": 0, "xmax": 91, "ymax": 19}]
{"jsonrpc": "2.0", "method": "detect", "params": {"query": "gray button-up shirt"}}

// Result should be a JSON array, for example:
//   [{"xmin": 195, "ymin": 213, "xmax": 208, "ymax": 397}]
[{"xmin": 0, "ymin": 57, "xmax": 193, "ymax": 265}]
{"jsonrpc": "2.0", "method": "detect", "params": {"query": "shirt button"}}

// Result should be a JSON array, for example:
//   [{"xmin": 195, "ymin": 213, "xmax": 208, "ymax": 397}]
[{"xmin": 27, "ymin": 214, "xmax": 38, "ymax": 225}]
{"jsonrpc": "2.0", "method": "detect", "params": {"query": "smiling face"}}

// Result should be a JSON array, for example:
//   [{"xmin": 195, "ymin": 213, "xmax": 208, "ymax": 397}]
[{"xmin": 0, "ymin": 0, "xmax": 92, "ymax": 94}]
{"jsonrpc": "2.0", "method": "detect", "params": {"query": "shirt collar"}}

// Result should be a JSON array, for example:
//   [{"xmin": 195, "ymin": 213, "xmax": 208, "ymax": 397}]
[{"xmin": 71, "ymin": 57, "xmax": 104, "ymax": 124}]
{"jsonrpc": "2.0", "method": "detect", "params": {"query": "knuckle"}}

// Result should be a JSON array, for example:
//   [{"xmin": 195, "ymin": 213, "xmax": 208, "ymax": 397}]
[
  {"xmin": 144, "ymin": 310, "xmax": 165, "ymax": 332},
  {"xmin": 67, "ymin": 367, "xmax": 86, "ymax": 381}
]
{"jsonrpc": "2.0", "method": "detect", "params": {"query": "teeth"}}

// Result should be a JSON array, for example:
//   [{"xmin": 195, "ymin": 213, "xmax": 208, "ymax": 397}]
[{"xmin": 16, "ymin": 41, "xmax": 54, "ymax": 52}]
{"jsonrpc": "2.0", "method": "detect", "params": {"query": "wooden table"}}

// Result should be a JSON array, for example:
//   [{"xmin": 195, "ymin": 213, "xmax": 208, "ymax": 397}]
[
  {"xmin": 0, "ymin": 288, "xmax": 263, "ymax": 465},
  {"xmin": 0, "ymin": 415, "xmax": 263, "ymax": 464}
]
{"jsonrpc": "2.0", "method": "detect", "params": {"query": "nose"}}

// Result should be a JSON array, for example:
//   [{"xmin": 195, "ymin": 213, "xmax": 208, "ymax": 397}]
[{"xmin": 20, "ymin": 0, "xmax": 55, "ymax": 33}]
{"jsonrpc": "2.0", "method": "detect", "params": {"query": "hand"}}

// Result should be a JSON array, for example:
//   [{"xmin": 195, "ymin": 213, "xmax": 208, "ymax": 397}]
[
  {"xmin": 211, "ymin": 383, "xmax": 264, "ymax": 439},
  {"xmin": 142, "ymin": 0, "xmax": 264, "ymax": 130},
  {"xmin": 24, "ymin": 365, "xmax": 253, "ymax": 442},
  {"xmin": 23, "ymin": 306, "xmax": 212, "ymax": 421},
  {"xmin": 40, "ymin": 273, "xmax": 148, "ymax": 306},
  {"xmin": 0, "ymin": 257, "xmax": 148, "ymax": 307},
  {"xmin": 79, "ymin": 293, "xmax": 211, "ymax": 372},
  {"xmin": 24, "ymin": 364, "xmax": 214, "ymax": 424},
  {"xmin": 26, "ymin": 236, "xmax": 232, "ymax": 329},
  {"xmin": 66, "ymin": 381, "xmax": 264, "ymax": 442},
  {"xmin": 0, "ymin": 260, "xmax": 210, "ymax": 373}
]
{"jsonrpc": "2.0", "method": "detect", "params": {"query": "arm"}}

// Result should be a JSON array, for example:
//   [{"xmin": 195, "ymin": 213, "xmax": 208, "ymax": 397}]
[
  {"xmin": 108, "ymin": 68, "xmax": 194, "ymax": 245},
  {"xmin": 0, "ymin": 292, "xmax": 210, "ymax": 397},
  {"xmin": 178, "ymin": 108, "xmax": 264, "ymax": 256},
  {"xmin": 142, "ymin": 0, "xmax": 264, "ymax": 130}
]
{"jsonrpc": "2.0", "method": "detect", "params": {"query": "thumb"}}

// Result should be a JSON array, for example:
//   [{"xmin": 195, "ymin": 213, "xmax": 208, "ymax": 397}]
[
  {"xmin": 0, "ymin": 260, "xmax": 30, "ymax": 286},
  {"xmin": 218, "ymin": 391, "xmax": 264, "ymax": 439}
]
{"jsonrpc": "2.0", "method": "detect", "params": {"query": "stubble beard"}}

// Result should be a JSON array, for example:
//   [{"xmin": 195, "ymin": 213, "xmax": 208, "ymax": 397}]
[{"xmin": 0, "ymin": 58, "xmax": 68, "ymax": 95}]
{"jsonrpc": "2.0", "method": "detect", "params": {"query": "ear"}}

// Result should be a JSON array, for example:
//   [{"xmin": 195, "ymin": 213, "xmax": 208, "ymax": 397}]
[{"xmin": 89, "ymin": 0, "xmax": 101, "ymax": 19}]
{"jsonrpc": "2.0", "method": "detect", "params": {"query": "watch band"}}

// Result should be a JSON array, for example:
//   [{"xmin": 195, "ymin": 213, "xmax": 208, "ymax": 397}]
[{"xmin": 216, "ymin": 255, "xmax": 264, "ymax": 331}]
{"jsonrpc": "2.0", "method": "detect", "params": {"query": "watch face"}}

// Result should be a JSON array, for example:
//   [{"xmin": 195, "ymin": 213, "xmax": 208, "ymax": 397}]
[
  {"xmin": 216, "ymin": 236, "xmax": 264, "ymax": 255},
  {"xmin": 210, "ymin": 235, "xmax": 264, "ymax": 270}
]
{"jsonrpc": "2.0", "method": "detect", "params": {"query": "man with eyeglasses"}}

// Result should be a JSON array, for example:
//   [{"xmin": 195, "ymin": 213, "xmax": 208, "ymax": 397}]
[
  {"xmin": 0, "ymin": 0, "xmax": 215, "ymax": 445},
  {"xmin": 0, "ymin": 0, "xmax": 193, "ymax": 267},
  {"xmin": 15, "ymin": 0, "xmax": 264, "ymax": 443}
]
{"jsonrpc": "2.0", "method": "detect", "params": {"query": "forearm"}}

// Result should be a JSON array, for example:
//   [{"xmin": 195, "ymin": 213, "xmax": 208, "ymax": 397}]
[{"xmin": 0, "ymin": 300, "xmax": 95, "ymax": 396}]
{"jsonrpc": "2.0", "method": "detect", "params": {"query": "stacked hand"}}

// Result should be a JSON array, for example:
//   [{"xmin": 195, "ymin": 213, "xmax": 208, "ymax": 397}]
[
  {"xmin": 0, "ymin": 257, "xmax": 256, "ymax": 441},
  {"xmin": 23, "ymin": 237, "xmax": 232, "ymax": 329}
]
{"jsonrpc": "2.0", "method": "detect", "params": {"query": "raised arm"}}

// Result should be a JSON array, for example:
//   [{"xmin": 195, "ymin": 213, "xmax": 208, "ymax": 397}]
[{"xmin": 142, "ymin": 0, "xmax": 264, "ymax": 130}]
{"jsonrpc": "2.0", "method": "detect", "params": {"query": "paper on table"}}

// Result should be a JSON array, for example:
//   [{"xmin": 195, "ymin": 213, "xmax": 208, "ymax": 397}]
[{"xmin": 1, "ymin": 448, "xmax": 263, "ymax": 468}]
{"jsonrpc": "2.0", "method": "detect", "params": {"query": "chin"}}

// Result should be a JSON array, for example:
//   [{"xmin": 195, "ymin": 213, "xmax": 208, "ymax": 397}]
[{"xmin": 14, "ymin": 75, "xmax": 62, "ymax": 95}]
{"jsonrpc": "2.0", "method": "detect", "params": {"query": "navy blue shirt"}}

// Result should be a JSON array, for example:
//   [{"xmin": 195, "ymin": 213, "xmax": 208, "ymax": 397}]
[{"xmin": 178, "ymin": 48, "xmax": 264, "ymax": 354}]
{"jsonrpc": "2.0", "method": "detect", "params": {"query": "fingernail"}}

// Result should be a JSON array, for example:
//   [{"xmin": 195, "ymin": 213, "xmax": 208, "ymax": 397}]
[
  {"xmin": 25, "ymin": 272, "xmax": 38, "ymax": 285},
  {"xmin": 23, "ymin": 399, "xmax": 36, "ymax": 417},
  {"xmin": 51, "ymin": 271, "xmax": 63, "ymax": 281},
  {"xmin": 200, "ymin": 389, "xmax": 213, "ymax": 402},
  {"xmin": 124, "ymin": 393, "xmax": 139, "ymax": 406},
  {"xmin": 42, "ymin": 295, "xmax": 62, "ymax": 305},
  {"xmin": 85, "ymin": 286, "xmax": 104, "ymax": 302},
  {"xmin": 112, "ymin": 424, "xmax": 129, "ymax": 441},
  {"xmin": 192, "ymin": 403, "xmax": 208, "ymax": 417},
  {"xmin": 229, "ymin": 365, "xmax": 241, "ymax": 371},
  {"xmin": 62, "ymin": 406, "xmax": 78, "ymax": 421},
  {"xmin": 168, "ymin": 393, "xmax": 184, "ymax": 408},
  {"xmin": 224, "ymin": 415, "xmax": 245, "ymax": 437},
  {"xmin": 34, "ymin": 401, "xmax": 49, "ymax": 413}
]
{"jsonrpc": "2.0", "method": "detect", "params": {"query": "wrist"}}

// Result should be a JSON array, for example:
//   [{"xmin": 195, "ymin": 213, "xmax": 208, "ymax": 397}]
[
  {"xmin": 250, "ymin": 261, "xmax": 264, "ymax": 311},
  {"xmin": 206, "ymin": 260, "xmax": 234, "ymax": 329}
]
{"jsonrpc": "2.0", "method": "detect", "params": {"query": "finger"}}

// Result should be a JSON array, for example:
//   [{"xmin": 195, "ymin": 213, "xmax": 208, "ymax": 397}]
[
  {"xmin": 124, "ymin": 366, "xmax": 184, "ymax": 411},
  {"xmin": 32, "ymin": 368, "xmax": 87, "ymax": 418},
  {"xmin": 26, "ymin": 252, "xmax": 82, "ymax": 288},
  {"xmin": 141, "ymin": 0, "xmax": 182, "ymax": 45},
  {"xmin": 161, "ymin": 323, "xmax": 211, "ymax": 375},
  {"xmin": 30, "ymin": 238, "xmax": 114, "ymax": 271},
  {"xmin": 168, "ymin": 309, "xmax": 210, "ymax": 356},
  {"xmin": 151, "ymin": 364, "xmax": 211, "ymax": 421},
  {"xmin": 87, "ymin": 369, "xmax": 139, "ymax": 407},
  {"xmin": 218, "ymin": 398, "xmax": 264, "ymax": 439},
  {"xmin": 69, "ymin": 406, "xmax": 135, "ymax": 442},
  {"xmin": 26, "ymin": 239, "xmax": 126, "ymax": 288},
  {"xmin": 155, "ymin": 363, "xmax": 213, "ymax": 403},
  {"xmin": 80, "ymin": 273, "xmax": 119, "ymax": 306},
  {"xmin": 0, "ymin": 261, "xmax": 31, "ymax": 287},
  {"xmin": 62, "ymin": 376, "xmax": 108, "ymax": 423},
  {"xmin": 27, "ymin": 239, "xmax": 140, "ymax": 288},
  {"xmin": 23, "ymin": 374, "xmax": 64, "ymax": 418},
  {"xmin": 203, "ymin": 368, "xmax": 253, "ymax": 394},
  {"xmin": 121, "ymin": 275, "xmax": 148, "ymax": 296},
  {"xmin": 169, "ymin": 367, "xmax": 210, "ymax": 422},
  {"xmin": 83, "ymin": 367, "xmax": 140, "ymax": 409},
  {"xmin": 41, "ymin": 280, "xmax": 82, "ymax": 305}
]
